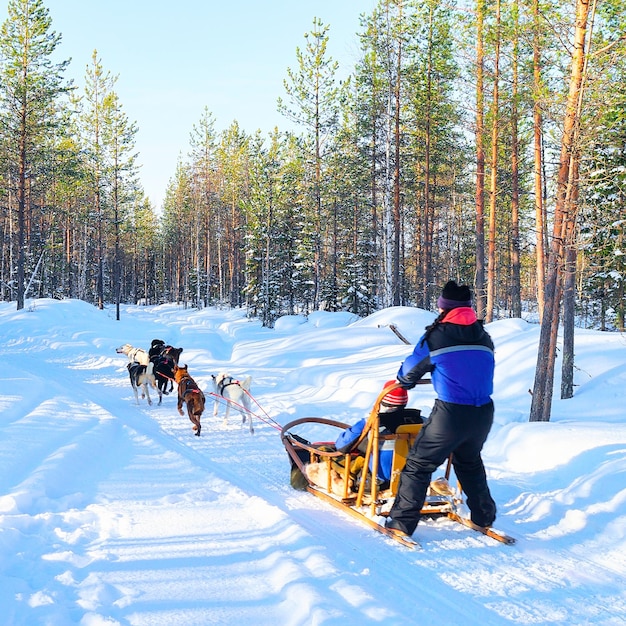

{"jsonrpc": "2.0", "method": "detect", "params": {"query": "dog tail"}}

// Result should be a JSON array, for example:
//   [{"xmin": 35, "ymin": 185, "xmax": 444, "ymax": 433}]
[
  {"xmin": 240, "ymin": 375, "xmax": 252, "ymax": 391},
  {"xmin": 146, "ymin": 362, "xmax": 154, "ymax": 376}
]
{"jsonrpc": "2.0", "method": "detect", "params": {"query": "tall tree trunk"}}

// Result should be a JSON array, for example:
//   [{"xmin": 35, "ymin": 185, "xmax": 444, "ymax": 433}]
[
  {"xmin": 371, "ymin": 98, "xmax": 379, "ymax": 309},
  {"xmin": 382, "ymin": 5, "xmax": 394, "ymax": 308},
  {"xmin": 533, "ymin": 0, "xmax": 547, "ymax": 320},
  {"xmin": 510, "ymin": 0, "xmax": 522, "ymax": 318},
  {"xmin": 17, "ymin": 97, "xmax": 27, "ymax": 311},
  {"xmin": 114, "ymin": 149, "xmax": 120, "ymax": 321},
  {"xmin": 421, "ymin": 3, "xmax": 434, "ymax": 310},
  {"xmin": 486, "ymin": 0, "xmax": 501, "ymax": 323},
  {"xmin": 561, "ymin": 0, "xmax": 599, "ymax": 398},
  {"xmin": 561, "ymin": 131, "xmax": 584, "ymax": 398},
  {"xmin": 314, "ymin": 86, "xmax": 322, "ymax": 310},
  {"xmin": 96, "ymin": 181, "xmax": 104, "ymax": 310},
  {"xmin": 393, "ymin": 29, "xmax": 402, "ymax": 306},
  {"xmin": 529, "ymin": 0, "xmax": 592, "ymax": 422},
  {"xmin": 383, "ymin": 95, "xmax": 393, "ymax": 308},
  {"xmin": 474, "ymin": 0, "xmax": 486, "ymax": 319},
  {"xmin": 561, "ymin": 244, "xmax": 577, "ymax": 399}
]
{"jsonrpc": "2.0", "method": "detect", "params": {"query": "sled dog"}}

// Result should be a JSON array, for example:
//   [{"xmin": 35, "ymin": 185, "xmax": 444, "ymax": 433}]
[
  {"xmin": 126, "ymin": 361, "xmax": 157, "ymax": 406},
  {"xmin": 174, "ymin": 364, "xmax": 206, "ymax": 436},
  {"xmin": 116, "ymin": 343, "xmax": 150, "ymax": 366},
  {"xmin": 211, "ymin": 372, "xmax": 254, "ymax": 434}
]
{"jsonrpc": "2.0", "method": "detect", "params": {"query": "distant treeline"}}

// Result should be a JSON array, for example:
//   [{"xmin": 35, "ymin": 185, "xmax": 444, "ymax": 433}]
[{"xmin": 0, "ymin": 0, "xmax": 625, "ymax": 333}]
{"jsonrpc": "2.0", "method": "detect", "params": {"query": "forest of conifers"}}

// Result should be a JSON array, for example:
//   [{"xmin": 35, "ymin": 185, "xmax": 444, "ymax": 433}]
[{"xmin": 0, "ymin": 0, "xmax": 624, "ymax": 332}]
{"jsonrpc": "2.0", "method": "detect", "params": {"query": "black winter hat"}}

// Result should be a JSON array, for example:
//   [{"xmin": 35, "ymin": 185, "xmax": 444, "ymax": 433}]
[{"xmin": 437, "ymin": 280, "xmax": 472, "ymax": 310}]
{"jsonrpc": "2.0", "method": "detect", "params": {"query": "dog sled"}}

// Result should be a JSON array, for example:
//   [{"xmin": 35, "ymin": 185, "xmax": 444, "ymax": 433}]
[{"xmin": 280, "ymin": 382, "xmax": 515, "ymax": 549}]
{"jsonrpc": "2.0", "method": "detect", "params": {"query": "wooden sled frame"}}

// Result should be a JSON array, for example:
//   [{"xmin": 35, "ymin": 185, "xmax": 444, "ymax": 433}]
[
  {"xmin": 281, "ymin": 382, "xmax": 515, "ymax": 547},
  {"xmin": 281, "ymin": 383, "xmax": 460, "ymax": 546}
]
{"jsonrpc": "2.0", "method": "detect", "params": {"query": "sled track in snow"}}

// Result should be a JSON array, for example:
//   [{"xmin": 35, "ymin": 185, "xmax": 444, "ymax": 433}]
[{"xmin": 144, "ymin": 403, "xmax": 626, "ymax": 626}]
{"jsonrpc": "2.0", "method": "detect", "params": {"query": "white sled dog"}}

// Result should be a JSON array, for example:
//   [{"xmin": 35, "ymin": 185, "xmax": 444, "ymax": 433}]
[
  {"xmin": 211, "ymin": 373, "xmax": 254, "ymax": 434},
  {"xmin": 116, "ymin": 343, "xmax": 150, "ymax": 366}
]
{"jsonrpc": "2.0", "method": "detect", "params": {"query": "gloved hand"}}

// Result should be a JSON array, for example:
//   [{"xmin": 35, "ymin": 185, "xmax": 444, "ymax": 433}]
[{"xmin": 396, "ymin": 375, "xmax": 415, "ymax": 390}]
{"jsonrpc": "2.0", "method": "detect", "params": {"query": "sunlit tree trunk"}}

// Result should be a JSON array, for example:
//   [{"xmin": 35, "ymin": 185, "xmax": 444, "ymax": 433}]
[
  {"xmin": 533, "ymin": 0, "xmax": 547, "ymax": 319},
  {"xmin": 529, "ymin": 0, "xmax": 592, "ymax": 422},
  {"xmin": 485, "ymin": 0, "xmax": 501, "ymax": 323},
  {"xmin": 393, "ymin": 20, "xmax": 402, "ymax": 306},
  {"xmin": 474, "ymin": 0, "xmax": 486, "ymax": 319},
  {"xmin": 561, "ymin": 200, "xmax": 579, "ymax": 399},
  {"xmin": 510, "ymin": 0, "xmax": 521, "ymax": 318},
  {"xmin": 421, "ymin": 3, "xmax": 434, "ymax": 310}
]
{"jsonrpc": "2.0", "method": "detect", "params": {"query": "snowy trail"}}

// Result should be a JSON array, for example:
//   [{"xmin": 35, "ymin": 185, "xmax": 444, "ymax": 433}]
[
  {"xmin": 2, "ymin": 300, "xmax": 626, "ymax": 625},
  {"xmin": 130, "ymin": 403, "xmax": 501, "ymax": 626},
  {"xmin": 149, "ymin": 379, "xmax": 626, "ymax": 626}
]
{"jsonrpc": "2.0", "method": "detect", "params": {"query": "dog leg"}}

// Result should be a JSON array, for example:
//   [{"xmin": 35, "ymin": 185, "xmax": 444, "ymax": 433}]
[
  {"xmin": 240, "ymin": 409, "xmax": 254, "ymax": 434},
  {"xmin": 178, "ymin": 398, "xmax": 184, "ymax": 416},
  {"xmin": 241, "ymin": 397, "xmax": 254, "ymax": 434},
  {"xmin": 188, "ymin": 407, "xmax": 201, "ymax": 436},
  {"xmin": 156, "ymin": 377, "xmax": 163, "ymax": 405},
  {"xmin": 144, "ymin": 384, "xmax": 152, "ymax": 406}
]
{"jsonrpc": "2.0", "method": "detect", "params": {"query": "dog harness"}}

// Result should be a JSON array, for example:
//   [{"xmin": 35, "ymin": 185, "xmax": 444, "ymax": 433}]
[
  {"xmin": 218, "ymin": 376, "xmax": 239, "ymax": 396},
  {"xmin": 180, "ymin": 376, "xmax": 204, "ymax": 398}
]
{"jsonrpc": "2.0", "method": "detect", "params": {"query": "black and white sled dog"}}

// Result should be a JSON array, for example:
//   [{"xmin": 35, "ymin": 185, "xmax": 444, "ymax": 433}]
[
  {"xmin": 211, "ymin": 373, "xmax": 254, "ymax": 433},
  {"xmin": 126, "ymin": 361, "xmax": 158, "ymax": 406}
]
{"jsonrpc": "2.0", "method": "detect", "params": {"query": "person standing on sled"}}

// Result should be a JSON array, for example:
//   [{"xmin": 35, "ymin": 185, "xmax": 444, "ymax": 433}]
[
  {"xmin": 385, "ymin": 280, "xmax": 497, "ymax": 538},
  {"xmin": 335, "ymin": 381, "xmax": 423, "ymax": 489}
]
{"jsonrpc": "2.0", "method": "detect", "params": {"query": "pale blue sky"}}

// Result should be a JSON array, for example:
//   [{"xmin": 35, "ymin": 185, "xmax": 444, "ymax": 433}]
[{"xmin": 4, "ymin": 0, "xmax": 376, "ymax": 209}]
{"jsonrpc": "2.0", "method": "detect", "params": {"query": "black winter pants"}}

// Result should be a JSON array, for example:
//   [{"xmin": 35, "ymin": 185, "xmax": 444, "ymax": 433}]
[{"xmin": 388, "ymin": 399, "xmax": 496, "ymax": 535}]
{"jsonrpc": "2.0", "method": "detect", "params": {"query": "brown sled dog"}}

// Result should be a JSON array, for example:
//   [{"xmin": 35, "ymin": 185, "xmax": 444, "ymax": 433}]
[{"xmin": 174, "ymin": 364, "xmax": 206, "ymax": 436}]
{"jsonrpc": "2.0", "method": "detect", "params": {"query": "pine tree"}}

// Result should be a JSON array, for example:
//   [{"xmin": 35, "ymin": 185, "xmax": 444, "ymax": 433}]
[
  {"xmin": 80, "ymin": 50, "xmax": 117, "ymax": 309},
  {"xmin": 216, "ymin": 121, "xmax": 250, "ymax": 307},
  {"xmin": 403, "ymin": 0, "xmax": 465, "ymax": 308},
  {"xmin": 278, "ymin": 17, "xmax": 339, "ymax": 310},
  {"xmin": 101, "ymin": 90, "xmax": 139, "ymax": 319},
  {"xmin": 161, "ymin": 159, "xmax": 193, "ymax": 304},
  {"xmin": 578, "ymin": 0, "xmax": 626, "ymax": 331},
  {"xmin": 0, "ymin": 0, "xmax": 70, "ymax": 309},
  {"xmin": 188, "ymin": 107, "xmax": 218, "ymax": 306}
]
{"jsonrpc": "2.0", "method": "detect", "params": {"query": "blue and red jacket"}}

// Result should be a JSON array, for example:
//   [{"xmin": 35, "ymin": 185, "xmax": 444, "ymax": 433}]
[{"xmin": 397, "ymin": 308, "xmax": 494, "ymax": 406}]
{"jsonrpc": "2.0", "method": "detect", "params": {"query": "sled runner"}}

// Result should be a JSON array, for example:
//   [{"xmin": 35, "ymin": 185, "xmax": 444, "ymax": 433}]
[{"xmin": 281, "ymin": 382, "xmax": 515, "ymax": 548}]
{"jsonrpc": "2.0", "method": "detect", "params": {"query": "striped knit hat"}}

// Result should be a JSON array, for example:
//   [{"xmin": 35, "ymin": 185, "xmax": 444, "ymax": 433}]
[{"xmin": 381, "ymin": 380, "xmax": 408, "ymax": 407}]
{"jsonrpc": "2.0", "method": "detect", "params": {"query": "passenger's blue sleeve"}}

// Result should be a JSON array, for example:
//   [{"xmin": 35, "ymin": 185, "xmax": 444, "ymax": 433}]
[{"xmin": 335, "ymin": 419, "xmax": 366, "ymax": 453}]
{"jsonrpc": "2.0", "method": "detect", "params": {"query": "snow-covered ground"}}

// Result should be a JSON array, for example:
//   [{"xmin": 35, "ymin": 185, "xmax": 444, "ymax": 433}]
[{"xmin": 1, "ymin": 299, "xmax": 626, "ymax": 626}]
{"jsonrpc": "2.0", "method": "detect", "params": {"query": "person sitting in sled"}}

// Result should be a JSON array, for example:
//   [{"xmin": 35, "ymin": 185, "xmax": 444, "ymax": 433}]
[
  {"xmin": 385, "ymin": 280, "xmax": 497, "ymax": 538},
  {"xmin": 334, "ymin": 380, "xmax": 423, "ymax": 489}
]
